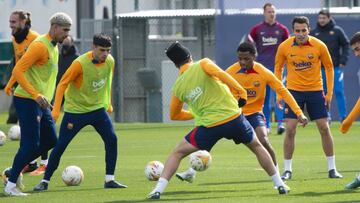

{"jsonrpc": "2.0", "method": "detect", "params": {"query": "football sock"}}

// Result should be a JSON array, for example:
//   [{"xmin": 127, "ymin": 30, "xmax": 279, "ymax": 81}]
[
  {"xmin": 6, "ymin": 181, "xmax": 16, "ymax": 189},
  {"xmin": 271, "ymin": 173, "xmax": 284, "ymax": 187},
  {"xmin": 105, "ymin": 175, "xmax": 115, "ymax": 182},
  {"xmin": 40, "ymin": 159, "xmax": 48, "ymax": 166},
  {"xmin": 186, "ymin": 167, "xmax": 196, "ymax": 175},
  {"xmin": 327, "ymin": 156, "xmax": 336, "ymax": 171},
  {"xmin": 284, "ymin": 159, "xmax": 292, "ymax": 172},
  {"xmin": 41, "ymin": 179, "xmax": 50, "ymax": 183},
  {"xmin": 151, "ymin": 177, "xmax": 168, "ymax": 194}
]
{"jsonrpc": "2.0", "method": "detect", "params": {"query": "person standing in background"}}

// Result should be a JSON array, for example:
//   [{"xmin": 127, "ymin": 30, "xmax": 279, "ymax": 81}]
[
  {"xmin": 310, "ymin": 9, "xmax": 350, "ymax": 122},
  {"xmin": 248, "ymin": 3, "xmax": 290, "ymax": 135}
]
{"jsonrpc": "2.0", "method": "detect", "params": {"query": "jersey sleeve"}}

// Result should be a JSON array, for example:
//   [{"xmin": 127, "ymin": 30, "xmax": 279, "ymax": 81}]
[
  {"xmin": 319, "ymin": 43, "xmax": 334, "ymax": 99},
  {"xmin": 12, "ymin": 41, "xmax": 48, "ymax": 99},
  {"xmin": 52, "ymin": 61, "xmax": 83, "ymax": 120},
  {"xmin": 265, "ymin": 69, "xmax": 302, "ymax": 116},
  {"xmin": 169, "ymin": 95, "xmax": 193, "ymax": 120},
  {"xmin": 200, "ymin": 58, "xmax": 247, "ymax": 100},
  {"xmin": 340, "ymin": 98, "xmax": 360, "ymax": 133}
]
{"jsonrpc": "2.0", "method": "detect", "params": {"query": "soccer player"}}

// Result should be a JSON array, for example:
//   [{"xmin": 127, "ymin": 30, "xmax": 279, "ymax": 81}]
[
  {"xmin": 341, "ymin": 32, "xmax": 360, "ymax": 189},
  {"xmin": 6, "ymin": 10, "xmax": 51, "ymax": 176},
  {"xmin": 176, "ymin": 42, "xmax": 308, "ymax": 182},
  {"xmin": 310, "ymin": 9, "xmax": 350, "ymax": 122},
  {"xmin": 248, "ymin": 3, "xmax": 290, "ymax": 134},
  {"xmin": 33, "ymin": 33, "xmax": 127, "ymax": 192},
  {"xmin": 4, "ymin": 12, "xmax": 72, "ymax": 196},
  {"xmin": 148, "ymin": 41, "xmax": 290, "ymax": 200},
  {"xmin": 275, "ymin": 16, "xmax": 342, "ymax": 180}
]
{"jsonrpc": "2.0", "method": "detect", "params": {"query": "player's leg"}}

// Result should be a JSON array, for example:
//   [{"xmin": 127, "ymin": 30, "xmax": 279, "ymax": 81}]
[
  {"xmin": 262, "ymin": 85, "xmax": 272, "ymax": 133},
  {"xmin": 5, "ymin": 97, "xmax": 42, "ymax": 196},
  {"xmin": 334, "ymin": 67, "xmax": 347, "ymax": 121},
  {"xmin": 149, "ymin": 138, "xmax": 199, "ymax": 199},
  {"xmin": 91, "ymin": 109, "xmax": 127, "ymax": 188},
  {"xmin": 33, "ymin": 112, "xmax": 84, "ymax": 191},
  {"xmin": 308, "ymin": 91, "xmax": 342, "ymax": 178},
  {"xmin": 345, "ymin": 174, "xmax": 360, "ymax": 189},
  {"xmin": 31, "ymin": 108, "xmax": 56, "ymax": 176},
  {"xmin": 246, "ymin": 113, "xmax": 278, "ymax": 168}
]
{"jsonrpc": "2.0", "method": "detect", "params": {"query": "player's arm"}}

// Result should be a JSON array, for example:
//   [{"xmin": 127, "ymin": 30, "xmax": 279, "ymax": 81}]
[
  {"xmin": 12, "ymin": 42, "xmax": 47, "ymax": 99},
  {"xmin": 169, "ymin": 95, "xmax": 193, "ymax": 120},
  {"xmin": 200, "ymin": 58, "xmax": 247, "ymax": 102},
  {"xmin": 320, "ymin": 43, "xmax": 334, "ymax": 104},
  {"xmin": 4, "ymin": 76, "xmax": 17, "ymax": 96},
  {"xmin": 247, "ymin": 26, "xmax": 257, "ymax": 43},
  {"xmin": 274, "ymin": 43, "xmax": 286, "ymax": 103},
  {"xmin": 340, "ymin": 98, "xmax": 360, "ymax": 134},
  {"xmin": 266, "ymin": 70, "xmax": 308, "ymax": 126},
  {"xmin": 52, "ymin": 61, "xmax": 82, "ymax": 121},
  {"xmin": 107, "ymin": 64, "xmax": 114, "ymax": 113}
]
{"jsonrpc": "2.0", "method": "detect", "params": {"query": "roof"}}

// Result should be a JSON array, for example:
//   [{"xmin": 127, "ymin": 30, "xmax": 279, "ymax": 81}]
[{"xmin": 117, "ymin": 9, "xmax": 217, "ymax": 19}]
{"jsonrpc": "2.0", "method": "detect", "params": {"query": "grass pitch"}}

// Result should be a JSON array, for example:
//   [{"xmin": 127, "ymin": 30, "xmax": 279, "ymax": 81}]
[{"xmin": 0, "ymin": 117, "xmax": 360, "ymax": 203}]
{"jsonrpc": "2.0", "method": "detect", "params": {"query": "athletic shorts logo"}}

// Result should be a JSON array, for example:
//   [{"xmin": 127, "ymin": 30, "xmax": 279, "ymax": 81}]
[
  {"xmin": 37, "ymin": 116, "xmax": 41, "ymax": 123},
  {"xmin": 67, "ymin": 123, "xmax": 74, "ymax": 130}
]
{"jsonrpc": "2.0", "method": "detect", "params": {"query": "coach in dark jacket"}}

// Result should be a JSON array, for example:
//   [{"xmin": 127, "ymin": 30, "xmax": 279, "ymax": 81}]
[
  {"xmin": 57, "ymin": 35, "xmax": 79, "ymax": 85},
  {"xmin": 310, "ymin": 9, "xmax": 350, "ymax": 121}
]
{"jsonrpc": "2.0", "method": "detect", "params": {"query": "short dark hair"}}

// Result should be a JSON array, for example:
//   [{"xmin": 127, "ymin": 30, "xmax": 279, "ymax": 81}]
[
  {"xmin": 263, "ymin": 3, "xmax": 274, "ymax": 11},
  {"xmin": 319, "ymin": 9, "xmax": 330, "ymax": 18},
  {"xmin": 93, "ymin": 33, "xmax": 112, "ymax": 47},
  {"xmin": 350, "ymin": 32, "xmax": 360, "ymax": 45},
  {"xmin": 237, "ymin": 42, "xmax": 256, "ymax": 55},
  {"xmin": 292, "ymin": 16, "xmax": 310, "ymax": 29}
]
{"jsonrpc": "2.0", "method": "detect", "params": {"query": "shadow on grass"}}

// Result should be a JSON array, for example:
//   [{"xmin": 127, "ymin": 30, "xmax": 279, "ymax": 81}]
[
  {"xmin": 198, "ymin": 179, "xmax": 269, "ymax": 186},
  {"xmin": 292, "ymin": 189, "xmax": 358, "ymax": 197},
  {"xmin": 316, "ymin": 170, "xmax": 359, "ymax": 174},
  {"xmin": 105, "ymin": 195, "xmax": 233, "ymax": 203}
]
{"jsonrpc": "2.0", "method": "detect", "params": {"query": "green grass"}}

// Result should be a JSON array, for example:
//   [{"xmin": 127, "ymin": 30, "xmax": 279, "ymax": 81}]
[{"xmin": 0, "ymin": 117, "xmax": 360, "ymax": 202}]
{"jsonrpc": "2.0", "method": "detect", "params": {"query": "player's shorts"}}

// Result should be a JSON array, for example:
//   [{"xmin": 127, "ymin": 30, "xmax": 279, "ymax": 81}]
[
  {"xmin": 284, "ymin": 90, "xmax": 328, "ymax": 121},
  {"xmin": 184, "ymin": 114, "xmax": 254, "ymax": 151},
  {"xmin": 245, "ymin": 112, "xmax": 266, "ymax": 129}
]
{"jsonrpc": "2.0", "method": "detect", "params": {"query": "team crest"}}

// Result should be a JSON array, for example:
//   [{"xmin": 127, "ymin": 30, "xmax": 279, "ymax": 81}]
[
  {"xmin": 307, "ymin": 54, "xmax": 314, "ymax": 60},
  {"xmin": 329, "ymin": 31, "xmax": 335, "ymax": 35},
  {"xmin": 275, "ymin": 30, "xmax": 280, "ymax": 35},
  {"xmin": 67, "ymin": 123, "xmax": 74, "ymax": 130},
  {"xmin": 253, "ymin": 81, "xmax": 260, "ymax": 87}
]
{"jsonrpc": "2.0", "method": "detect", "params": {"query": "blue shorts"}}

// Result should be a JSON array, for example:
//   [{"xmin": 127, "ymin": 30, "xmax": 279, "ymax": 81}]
[
  {"xmin": 184, "ymin": 114, "xmax": 254, "ymax": 152},
  {"xmin": 245, "ymin": 112, "xmax": 266, "ymax": 129},
  {"xmin": 284, "ymin": 90, "xmax": 328, "ymax": 121}
]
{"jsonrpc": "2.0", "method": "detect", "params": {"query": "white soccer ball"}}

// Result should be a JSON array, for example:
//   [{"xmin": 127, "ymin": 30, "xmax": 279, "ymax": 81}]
[
  {"xmin": 61, "ymin": 166, "xmax": 84, "ymax": 186},
  {"xmin": 144, "ymin": 161, "xmax": 164, "ymax": 181},
  {"xmin": 189, "ymin": 150, "xmax": 212, "ymax": 171},
  {"xmin": 0, "ymin": 131, "xmax": 6, "ymax": 146},
  {"xmin": 8, "ymin": 125, "xmax": 21, "ymax": 140}
]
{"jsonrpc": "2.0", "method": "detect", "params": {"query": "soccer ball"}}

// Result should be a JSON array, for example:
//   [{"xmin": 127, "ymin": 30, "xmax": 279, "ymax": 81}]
[
  {"xmin": 0, "ymin": 131, "xmax": 6, "ymax": 146},
  {"xmin": 8, "ymin": 125, "xmax": 21, "ymax": 140},
  {"xmin": 189, "ymin": 150, "xmax": 212, "ymax": 171},
  {"xmin": 61, "ymin": 166, "xmax": 84, "ymax": 186},
  {"xmin": 144, "ymin": 161, "xmax": 164, "ymax": 181},
  {"xmin": 1, "ymin": 167, "xmax": 24, "ymax": 189}
]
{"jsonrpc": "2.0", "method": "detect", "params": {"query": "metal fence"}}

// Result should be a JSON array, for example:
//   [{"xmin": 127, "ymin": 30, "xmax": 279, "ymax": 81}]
[{"xmin": 114, "ymin": 10, "xmax": 215, "ymax": 122}]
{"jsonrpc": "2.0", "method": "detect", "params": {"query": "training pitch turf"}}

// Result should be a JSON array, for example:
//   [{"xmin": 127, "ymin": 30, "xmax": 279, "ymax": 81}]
[{"xmin": 0, "ymin": 119, "xmax": 360, "ymax": 203}]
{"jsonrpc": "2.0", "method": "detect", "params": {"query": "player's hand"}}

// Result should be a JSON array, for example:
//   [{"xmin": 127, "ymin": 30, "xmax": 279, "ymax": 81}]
[
  {"xmin": 340, "ymin": 118, "xmax": 351, "ymax": 134},
  {"xmin": 51, "ymin": 109, "xmax": 60, "ymax": 122},
  {"xmin": 4, "ymin": 85, "xmax": 12, "ymax": 96},
  {"xmin": 35, "ymin": 95, "xmax": 52, "ymax": 109},
  {"xmin": 297, "ymin": 114, "xmax": 308, "ymax": 127},
  {"xmin": 276, "ymin": 99, "xmax": 284, "ymax": 110},
  {"xmin": 238, "ymin": 98, "xmax": 247, "ymax": 108},
  {"xmin": 325, "ymin": 94, "xmax": 332, "ymax": 108},
  {"xmin": 107, "ymin": 105, "xmax": 113, "ymax": 114}
]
